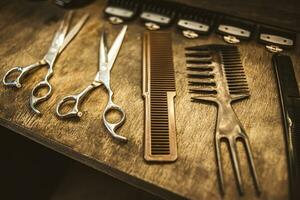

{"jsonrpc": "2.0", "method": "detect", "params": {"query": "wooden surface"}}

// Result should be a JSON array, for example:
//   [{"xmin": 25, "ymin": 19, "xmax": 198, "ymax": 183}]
[{"xmin": 0, "ymin": 1, "xmax": 300, "ymax": 200}]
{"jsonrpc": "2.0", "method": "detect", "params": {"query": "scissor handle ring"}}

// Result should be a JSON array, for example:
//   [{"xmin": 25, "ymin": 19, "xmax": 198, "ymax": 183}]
[
  {"xmin": 30, "ymin": 80, "xmax": 53, "ymax": 114},
  {"xmin": 56, "ymin": 95, "xmax": 82, "ymax": 118},
  {"xmin": 3, "ymin": 67, "xmax": 26, "ymax": 88},
  {"xmin": 103, "ymin": 103, "xmax": 127, "ymax": 142},
  {"xmin": 3, "ymin": 62, "xmax": 44, "ymax": 88}
]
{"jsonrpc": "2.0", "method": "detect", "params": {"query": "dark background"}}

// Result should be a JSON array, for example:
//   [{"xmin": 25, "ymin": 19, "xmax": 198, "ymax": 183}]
[{"xmin": 0, "ymin": 126, "xmax": 163, "ymax": 200}]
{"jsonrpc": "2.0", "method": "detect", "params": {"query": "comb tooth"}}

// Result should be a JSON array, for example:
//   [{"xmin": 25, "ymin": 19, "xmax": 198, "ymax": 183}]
[
  {"xmin": 188, "ymin": 80, "xmax": 216, "ymax": 86},
  {"xmin": 227, "ymin": 79, "xmax": 247, "ymax": 83},
  {"xmin": 229, "ymin": 87, "xmax": 249, "ymax": 92},
  {"xmin": 191, "ymin": 95, "xmax": 216, "ymax": 103},
  {"xmin": 189, "ymin": 88, "xmax": 217, "ymax": 95},
  {"xmin": 185, "ymin": 46, "xmax": 210, "ymax": 51},
  {"xmin": 224, "ymin": 67, "xmax": 244, "ymax": 71},
  {"xmin": 229, "ymin": 90, "xmax": 250, "ymax": 95},
  {"xmin": 188, "ymin": 72, "xmax": 214, "ymax": 79},
  {"xmin": 187, "ymin": 66, "xmax": 213, "ymax": 72},
  {"xmin": 187, "ymin": 59, "xmax": 212, "ymax": 64},
  {"xmin": 185, "ymin": 52, "xmax": 212, "ymax": 58},
  {"xmin": 228, "ymin": 83, "xmax": 248, "ymax": 88},
  {"xmin": 223, "ymin": 61, "xmax": 242, "ymax": 64},
  {"xmin": 226, "ymin": 76, "xmax": 247, "ymax": 80}
]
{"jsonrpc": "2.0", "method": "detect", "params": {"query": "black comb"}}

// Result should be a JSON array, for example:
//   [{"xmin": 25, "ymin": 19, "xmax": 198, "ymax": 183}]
[
  {"xmin": 216, "ymin": 16, "xmax": 256, "ymax": 44},
  {"xmin": 104, "ymin": 0, "xmax": 140, "ymax": 24},
  {"xmin": 139, "ymin": 0, "xmax": 176, "ymax": 30},
  {"xmin": 176, "ymin": 5, "xmax": 216, "ymax": 39},
  {"xmin": 273, "ymin": 54, "xmax": 300, "ymax": 200},
  {"xmin": 258, "ymin": 26, "xmax": 296, "ymax": 52},
  {"xmin": 186, "ymin": 44, "xmax": 261, "ymax": 195}
]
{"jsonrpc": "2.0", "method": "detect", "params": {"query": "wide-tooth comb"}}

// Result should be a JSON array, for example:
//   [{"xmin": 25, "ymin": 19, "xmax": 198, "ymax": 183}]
[
  {"xmin": 143, "ymin": 31, "xmax": 177, "ymax": 162},
  {"xmin": 216, "ymin": 16, "xmax": 256, "ymax": 44},
  {"xmin": 186, "ymin": 44, "xmax": 260, "ymax": 195},
  {"xmin": 176, "ymin": 5, "xmax": 216, "ymax": 39},
  {"xmin": 140, "ymin": 0, "xmax": 176, "ymax": 30},
  {"xmin": 258, "ymin": 26, "xmax": 296, "ymax": 53}
]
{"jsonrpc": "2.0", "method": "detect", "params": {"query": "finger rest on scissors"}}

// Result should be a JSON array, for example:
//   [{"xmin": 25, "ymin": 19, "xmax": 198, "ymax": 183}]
[
  {"xmin": 3, "ymin": 62, "xmax": 45, "ymax": 88},
  {"xmin": 103, "ymin": 104, "xmax": 127, "ymax": 142},
  {"xmin": 56, "ymin": 95, "xmax": 82, "ymax": 118},
  {"xmin": 30, "ymin": 80, "xmax": 52, "ymax": 114},
  {"xmin": 3, "ymin": 67, "xmax": 24, "ymax": 88}
]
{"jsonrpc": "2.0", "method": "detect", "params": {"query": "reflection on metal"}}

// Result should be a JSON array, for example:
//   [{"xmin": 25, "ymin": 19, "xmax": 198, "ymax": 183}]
[
  {"xmin": 145, "ymin": 22, "xmax": 160, "ymax": 30},
  {"xmin": 223, "ymin": 35, "xmax": 240, "ymax": 44},
  {"xmin": 182, "ymin": 30, "xmax": 199, "ymax": 39}
]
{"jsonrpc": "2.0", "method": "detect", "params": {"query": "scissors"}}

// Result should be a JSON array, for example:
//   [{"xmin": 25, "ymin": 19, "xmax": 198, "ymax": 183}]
[
  {"xmin": 3, "ymin": 12, "xmax": 89, "ymax": 114},
  {"xmin": 56, "ymin": 26, "xmax": 128, "ymax": 143}
]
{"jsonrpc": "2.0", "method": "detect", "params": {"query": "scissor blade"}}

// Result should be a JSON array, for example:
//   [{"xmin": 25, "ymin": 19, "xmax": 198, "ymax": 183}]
[
  {"xmin": 106, "ymin": 25, "xmax": 127, "ymax": 70},
  {"xmin": 59, "ymin": 14, "xmax": 89, "ymax": 53},
  {"xmin": 44, "ymin": 12, "xmax": 73, "ymax": 63},
  {"xmin": 99, "ymin": 31, "xmax": 108, "ymax": 69}
]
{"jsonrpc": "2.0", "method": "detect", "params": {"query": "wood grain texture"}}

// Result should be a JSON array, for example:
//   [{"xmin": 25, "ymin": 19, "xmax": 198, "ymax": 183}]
[{"xmin": 0, "ymin": 1, "xmax": 300, "ymax": 200}]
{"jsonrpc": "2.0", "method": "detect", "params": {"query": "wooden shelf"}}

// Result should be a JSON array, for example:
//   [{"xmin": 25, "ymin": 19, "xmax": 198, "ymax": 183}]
[{"xmin": 0, "ymin": 0, "xmax": 299, "ymax": 199}]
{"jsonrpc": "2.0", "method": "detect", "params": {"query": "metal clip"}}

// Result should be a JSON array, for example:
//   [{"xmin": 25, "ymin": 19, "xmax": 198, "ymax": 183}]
[
  {"xmin": 145, "ymin": 22, "xmax": 160, "ymax": 30},
  {"xmin": 177, "ymin": 19, "xmax": 209, "ymax": 39},
  {"xmin": 266, "ymin": 44, "xmax": 283, "ymax": 53},
  {"xmin": 260, "ymin": 33, "xmax": 292, "ymax": 52},
  {"xmin": 218, "ymin": 25, "xmax": 250, "ymax": 44},
  {"xmin": 105, "ymin": 6, "xmax": 134, "ymax": 24},
  {"xmin": 223, "ymin": 35, "xmax": 240, "ymax": 44},
  {"xmin": 182, "ymin": 30, "xmax": 199, "ymax": 39},
  {"xmin": 109, "ymin": 16, "xmax": 124, "ymax": 24},
  {"xmin": 141, "ymin": 12, "xmax": 170, "ymax": 30}
]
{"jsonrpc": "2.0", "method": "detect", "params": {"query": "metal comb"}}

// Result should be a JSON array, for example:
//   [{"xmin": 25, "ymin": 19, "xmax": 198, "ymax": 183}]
[
  {"xmin": 143, "ymin": 31, "xmax": 177, "ymax": 162},
  {"xmin": 186, "ymin": 44, "xmax": 261, "ymax": 195}
]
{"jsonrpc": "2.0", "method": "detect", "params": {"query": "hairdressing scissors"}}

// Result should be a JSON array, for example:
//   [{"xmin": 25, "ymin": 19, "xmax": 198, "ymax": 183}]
[
  {"xmin": 56, "ymin": 26, "xmax": 128, "ymax": 142},
  {"xmin": 3, "ymin": 12, "xmax": 89, "ymax": 114}
]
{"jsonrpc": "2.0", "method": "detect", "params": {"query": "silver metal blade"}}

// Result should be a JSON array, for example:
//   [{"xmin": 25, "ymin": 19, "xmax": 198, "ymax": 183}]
[
  {"xmin": 59, "ymin": 14, "xmax": 89, "ymax": 53},
  {"xmin": 106, "ymin": 25, "xmax": 127, "ymax": 70},
  {"xmin": 99, "ymin": 31, "xmax": 108, "ymax": 71},
  {"xmin": 44, "ymin": 12, "xmax": 73, "ymax": 63}
]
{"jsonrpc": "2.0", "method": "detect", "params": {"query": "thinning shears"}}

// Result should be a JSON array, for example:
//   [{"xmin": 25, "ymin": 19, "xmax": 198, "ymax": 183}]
[
  {"xmin": 56, "ymin": 26, "xmax": 128, "ymax": 142},
  {"xmin": 3, "ymin": 12, "xmax": 89, "ymax": 114}
]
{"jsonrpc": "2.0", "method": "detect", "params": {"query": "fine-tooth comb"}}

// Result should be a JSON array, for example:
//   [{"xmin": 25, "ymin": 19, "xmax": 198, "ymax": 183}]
[
  {"xmin": 216, "ymin": 16, "xmax": 255, "ymax": 44},
  {"xmin": 143, "ymin": 31, "xmax": 177, "ymax": 162},
  {"xmin": 177, "ymin": 5, "xmax": 216, "ymax": 39},
  {"xmin": 140, "ymin": 0, "xmax": 176, "ymax": 30},
  {"xmin": 272, "ymin": 54, "xmax": 300, "ymax": 200},
  {"xmin": 104, "ymin": 0, "xmax": 140, "ymax": 24},
  {"xmin": 258, "ymin": 26, "xmax": 296, "ymax": 53},
  {"xmin": 186, "ymin": 44, "xmax": 261, "ymax": 195}
]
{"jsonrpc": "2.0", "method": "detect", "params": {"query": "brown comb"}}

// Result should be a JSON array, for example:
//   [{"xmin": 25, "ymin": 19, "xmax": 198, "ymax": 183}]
[
  {"xmin": 142, "ymin": 31, "xmax": 177, "ymax": 162},
  {"xmin": 186, "ymin": 45, "xmax": 261, "ymax": 195}
]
